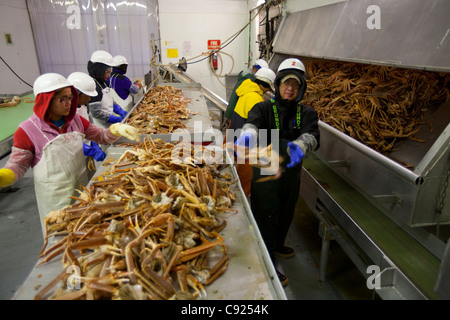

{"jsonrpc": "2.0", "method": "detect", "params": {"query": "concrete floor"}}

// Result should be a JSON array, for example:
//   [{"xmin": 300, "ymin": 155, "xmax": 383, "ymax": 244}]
[
  {"xmin": 0, "ymin": 149, "xmax": 373, "ymax": 300},
  {"xmin": 275, "ymin": 198, "xmax": 373, "ymax": 300},
  {"xmin": 0, "ymin": 155, "xmax": 43, "ymax": 300}
]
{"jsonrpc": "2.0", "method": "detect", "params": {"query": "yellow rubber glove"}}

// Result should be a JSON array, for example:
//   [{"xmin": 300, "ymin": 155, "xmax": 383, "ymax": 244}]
[
  {"xmin": 0, "ymin": 168, "xmax": 15, "ymax": 188},
  {"xmin": 110, "ymin": 123, "xmax": 140, "ymax": 142}
]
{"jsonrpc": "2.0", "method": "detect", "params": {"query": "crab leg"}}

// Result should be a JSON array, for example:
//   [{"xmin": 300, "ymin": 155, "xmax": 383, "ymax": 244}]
[
  {"xmin": 37, "ymin": 244, "xmax": 66, "ymax": 266},
  {"xmin": 70, "ymin": 237, "xmax": 108, "ymax": 251},
  {"xmin": 204, "ymin": 260, "xmax": 228, "ymax": 285},
  {"xmin": 134, "ymin": 269, "xmax": 167, "ymax": 300},
  {"xmin": 142, "ymin": 265, "xmax": 176, "ymax": 297},
  {"xmin": 34, "ymin": 269, "xmax": 67, "ymax": 300},
  {"xmin": 163, "ymin": 245, "xmax": 181, "ymax": 280},
  {"xmin": 39, "ymin": 236, "xmax": 68, "ymax": 259},
  {"xmin": 124, "ymin": 228, "xmax": 156, "ymax": 283},
  {"xmin": 51, "ymin": 289, "xmax": 87, "ymax": 300},
  {"xmin": 178, "ymin": 239, "xmax": 222, "ymax": 263}
]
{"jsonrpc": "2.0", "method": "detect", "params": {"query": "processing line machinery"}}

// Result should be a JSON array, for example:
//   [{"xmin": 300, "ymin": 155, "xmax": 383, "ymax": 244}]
[{"xmin": 268, "ymin": 0, "xmax": 450, "ymax": 299}]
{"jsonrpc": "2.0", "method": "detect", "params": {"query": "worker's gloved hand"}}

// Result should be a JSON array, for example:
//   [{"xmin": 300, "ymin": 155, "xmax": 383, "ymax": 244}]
[
  {"xmin": 235, "ymin": 132, "xmax": 256, "ymax": 149},
  {"xmin": 0, "ymin": 168, "xmax": 15, "ymax": 188},
  {"xmin": 287, "ymin": 142, "xmax": 304, "ymax": 168},
  {"xmin": 110, "ymin": 123, "xmax": 140, "ymax": 142},
  {"xmin": 108, "ymin": 114, "xmax": 123, "ymax": 124},
  {"xmin": 83, "ymin": 142, "xmax": 106, "ymax": 161},
  {"xmin": 113, "ymin": 104, "xmax": 127, "ymax": 119}
]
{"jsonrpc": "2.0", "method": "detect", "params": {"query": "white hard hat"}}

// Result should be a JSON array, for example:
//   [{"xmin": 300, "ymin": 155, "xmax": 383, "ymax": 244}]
[
  {"xmin": 253, "ymin": 59, "xmax": 269, "ymax": 69},
  {"xmin": 67, "ymin": 72, "xmax": 98, "ymax": 97},
  {"xmin": 113, "ymin": 55, "xmax": 128, "ymax": 67},
  {"xmin": 33, "ymin": 73, "xmax": 71, "ymax": 96},
  {"xmin": 255, "ymin": 67, "xmax": 276, "ymax": 91},
  {"xmin": 277, "ymin": 58, "xmax": 305, "ymax": 73},
  {"xmin": 90, "ymin": 50, "xmax": 114, "ymax": 66}
]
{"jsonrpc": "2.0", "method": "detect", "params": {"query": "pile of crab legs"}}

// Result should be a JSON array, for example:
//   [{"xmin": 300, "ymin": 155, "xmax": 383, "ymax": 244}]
[
  {"xmin": 34, "ymin": 137, "xmax": 243, "ymax": 300},
  {"xmin": 125, "ymin": 85, "xmax": 196, "ymax": 134},
  {"xmin": 303, "ymin": 60, "xmax": 450, "ymax": 156}
]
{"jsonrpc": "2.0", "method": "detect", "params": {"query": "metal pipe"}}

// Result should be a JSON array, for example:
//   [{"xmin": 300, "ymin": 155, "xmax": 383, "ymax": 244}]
[{"xmin": 318, "ymin": 121, "xmax": 423, "ymax": 186}]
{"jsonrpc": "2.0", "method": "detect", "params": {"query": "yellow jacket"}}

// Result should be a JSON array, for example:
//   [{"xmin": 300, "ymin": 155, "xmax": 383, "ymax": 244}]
[{"xmin": 233, "ymin": 79, "xmax": 264, "ymax": 119}]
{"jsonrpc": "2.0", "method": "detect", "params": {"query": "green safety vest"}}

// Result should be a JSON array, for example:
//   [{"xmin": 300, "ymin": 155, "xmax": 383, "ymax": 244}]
[{"xmin": 271, "ymin": 99, "xmax": 302, "ymax": 130}]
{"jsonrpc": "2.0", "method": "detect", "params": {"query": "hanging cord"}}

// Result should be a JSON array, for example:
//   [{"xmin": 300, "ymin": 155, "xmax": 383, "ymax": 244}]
[
  {"xmin": 208, "ymin": 50, "xmax": 235, "ymax": 90},
  {"xmin": 206, "ymin": 1, "xmax": 270, "ymax": 89},
  {"xmin": 0, "ymin": 56, "xmax": 33, "ymax": 88}
]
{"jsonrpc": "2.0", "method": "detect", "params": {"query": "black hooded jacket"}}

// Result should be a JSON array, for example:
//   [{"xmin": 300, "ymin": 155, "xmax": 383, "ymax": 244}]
[{"xmin": 87, "ymin": 61, "xmax": 110, "ymax": 104}]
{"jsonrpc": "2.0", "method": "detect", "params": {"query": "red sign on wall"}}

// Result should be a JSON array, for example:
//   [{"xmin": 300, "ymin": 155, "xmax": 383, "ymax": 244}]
[{"xmin": 207, "ymin": 39, "xmax": 221, "ymax": 50}]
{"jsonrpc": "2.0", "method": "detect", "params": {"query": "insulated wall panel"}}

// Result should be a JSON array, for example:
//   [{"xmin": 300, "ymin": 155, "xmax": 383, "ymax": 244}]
[{"xmin": 273, "ymin": 0, "xmax": 450, "ymax": 72}]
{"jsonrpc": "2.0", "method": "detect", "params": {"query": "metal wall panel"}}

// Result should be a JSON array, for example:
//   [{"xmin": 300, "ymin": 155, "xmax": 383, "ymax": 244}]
[{"xmin": 273, "ymin": 0, "xmax": 450, "ymax": 71}]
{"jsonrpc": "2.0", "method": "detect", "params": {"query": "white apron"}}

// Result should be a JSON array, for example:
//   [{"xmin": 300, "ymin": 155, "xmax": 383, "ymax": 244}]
[
  {"xmin": 92, "ymin": 81, "xmax": 115, "ymax": 129},
  {"xmin": 33, "ymin": 131, "xmax": 88, "ymax": 235},
  {"xmin": 110, "ymin": 88, "xmax": 133, "ymax": 112},
  {"xmin": 76, "ymin": 105, "xmax": 91, "ymax": 122}
]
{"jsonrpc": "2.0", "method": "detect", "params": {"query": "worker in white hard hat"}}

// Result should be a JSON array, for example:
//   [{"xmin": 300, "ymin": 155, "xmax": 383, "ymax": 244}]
[
  {"xmin": 0, "ymin": 72, "xmax": 140, "ymax": 236},
  {"xmin": 226, "ymin": 67, "xmax": 276, "ymax": 197},
  {"xmin": 225, "ymin": 58, "xmax": 269, "ymax": 120},
  {"xmin": 67, "ymin": 71, "xmax": 97, "ymax": 123},
  {"xmin": 87, "ymin": 50, "xmax": 128, "ymax": 128},
  {"xmin": 68, "ymin": 71, "xmax": 107, "ymax": 169},
  {"xmin": 235, "ymin": 58, "xmax": 320, "ymax": 286},
  {"xmin": 108, "ymin": 55, "xmax": 143, "ymax": 112}
]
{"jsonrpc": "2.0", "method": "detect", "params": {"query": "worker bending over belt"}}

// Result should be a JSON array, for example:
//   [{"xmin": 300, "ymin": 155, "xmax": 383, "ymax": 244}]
[
  {"xmin": 108, "ymin": 54, "xmax": 142, "ymax": 112},
  {"xmin": 225, "ymin": 59, "xmax": 269, "ymax": 121},
  {"xmin": 88, "ymin": 50, "xmax": 128, "ymax": 129},
  {"xmin": 68, "ymin": 71, "xmax": 107, "ymax": 165}
]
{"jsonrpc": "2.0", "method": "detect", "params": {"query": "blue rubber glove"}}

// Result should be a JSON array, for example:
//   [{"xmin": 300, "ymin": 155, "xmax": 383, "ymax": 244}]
[
  {"xmin": 108, "ymin": 114, "xmax": 123, "ymax": 124},
  {"xmin": 83, "ymin": 142, "xmax": 106, "ymax": 161},
  {"xmin": 113, "ymin": 104, "xmax": 127, "ymax": 119},
  {"xmin": 235, "ymin": 132, "xmax": 256, "ymax": 149},
  {"xmin": 287, "ymin": 142, "xmax": 304, "ymax": 168},
  {"xmin": 89, "ymin": 142, "xmax": 106, "ymax": 161}
]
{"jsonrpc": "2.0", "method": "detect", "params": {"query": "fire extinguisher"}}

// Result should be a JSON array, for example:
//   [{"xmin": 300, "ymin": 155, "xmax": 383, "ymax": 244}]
[{"xmin": 210, "ymin": 51, "xmax": 218, "ymax": 70}]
